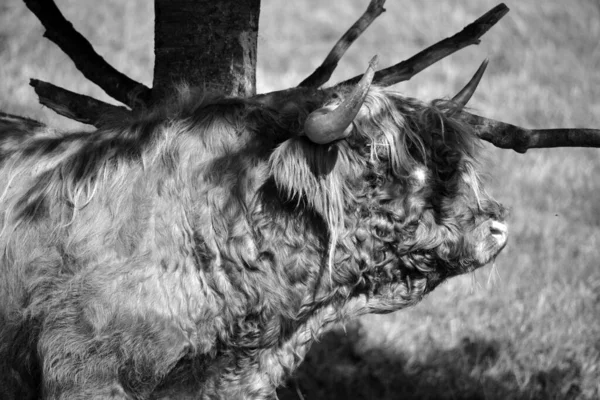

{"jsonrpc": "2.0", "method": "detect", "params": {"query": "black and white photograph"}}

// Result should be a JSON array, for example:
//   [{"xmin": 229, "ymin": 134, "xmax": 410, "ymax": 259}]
[{"xmin": 0, "ymin": 1, "xmax": 598, "ymax": 399}]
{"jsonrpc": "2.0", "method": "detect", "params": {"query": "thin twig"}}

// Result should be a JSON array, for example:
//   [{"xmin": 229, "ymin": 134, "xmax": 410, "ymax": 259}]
[
  {"xmin": 340, "ymin": 3, "xmax": 509, "ymax": 87},
  {"xmin": 298, "ymin": 0, "xmax": 386, "ymax": 88},
  {"xmin": 30, "ymin": 79, "xmax": 130, "ymax": 127},
  {"xmin": 0, "ymin": 112, "xmax": 45, "ymax": 129},
  {"xmin": 23, "ymin": 0, "xmax": 152, "ymax": 108},
  {"xmin": 464, "ymin": 113, "xmax": 600, "ymax": 153}
]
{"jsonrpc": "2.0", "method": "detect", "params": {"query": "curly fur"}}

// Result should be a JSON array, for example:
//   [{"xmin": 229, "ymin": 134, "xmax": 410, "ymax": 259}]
[{"xmin": 0, "ymin": 85, "xmax": 506, "ymax": 399}]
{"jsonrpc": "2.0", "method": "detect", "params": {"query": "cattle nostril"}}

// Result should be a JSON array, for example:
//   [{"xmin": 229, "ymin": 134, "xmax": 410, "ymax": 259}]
[
  {"xmin": 490, "ymin": 226, "xmax": 502, "ymax": 235},
  {"xmin": 489, "ymin": 221, "xmax": 507, "ymax": 243}
]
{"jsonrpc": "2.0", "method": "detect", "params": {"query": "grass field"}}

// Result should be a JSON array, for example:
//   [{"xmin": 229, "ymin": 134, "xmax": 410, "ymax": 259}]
[{"xmin": 1, "ymin": 0, "xmax": 599, "ymax": 399}]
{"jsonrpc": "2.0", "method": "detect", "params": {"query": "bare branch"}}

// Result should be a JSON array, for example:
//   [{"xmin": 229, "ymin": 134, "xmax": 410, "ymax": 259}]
[
  {"xmin": 30, "ymin": 79, "xmax": 130, "ymax": 127},
  {"xmin": 464, "ymin": 113, "xmax": 600, "ymax": 153},
  {"xmin": 0, "ymin": 112, "xmax": 44, "ymax": 129},
  {"xmin": 340, "ymin": 3, "xmax": 509, "ymax": 87},
  {"xmin": 23, "ymin": 0, "xmax": 152, "ymax": 108},
  {"xmin": 298, "ymin": 0, "xmax": 386, "ymax": 88}
]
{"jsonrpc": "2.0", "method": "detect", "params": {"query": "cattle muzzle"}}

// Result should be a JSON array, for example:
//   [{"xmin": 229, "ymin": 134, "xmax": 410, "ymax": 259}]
[
  {"xmin": 489, "ymin": 220, "xmax": 508, "ymax": 249},
  {"xmin": 470, "ymin": 217, "xmax": 509, "ymax": 268}
]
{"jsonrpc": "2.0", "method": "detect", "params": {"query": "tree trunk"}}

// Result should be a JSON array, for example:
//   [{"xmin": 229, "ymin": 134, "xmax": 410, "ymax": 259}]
[{"xmin": 153, "ymin": 0, "xmax": 260, "ymax": 100}]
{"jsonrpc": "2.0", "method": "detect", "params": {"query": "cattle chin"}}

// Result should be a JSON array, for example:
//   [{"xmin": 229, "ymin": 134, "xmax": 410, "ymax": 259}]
[{"xmin": 351, "ymin": 217, "xmax": 510, "ymax": 315}]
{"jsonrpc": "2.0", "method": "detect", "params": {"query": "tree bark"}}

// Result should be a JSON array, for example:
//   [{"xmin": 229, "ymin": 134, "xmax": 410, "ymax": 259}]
[{"xmin": 153, "ymin": 0, "xmax": 260, "ymax": 101}]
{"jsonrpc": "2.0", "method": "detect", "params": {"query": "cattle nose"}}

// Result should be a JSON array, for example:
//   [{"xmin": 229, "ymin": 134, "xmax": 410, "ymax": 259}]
[{"xmin": 490, "ymin": 221, "xmax": 508, "ymax": 245}]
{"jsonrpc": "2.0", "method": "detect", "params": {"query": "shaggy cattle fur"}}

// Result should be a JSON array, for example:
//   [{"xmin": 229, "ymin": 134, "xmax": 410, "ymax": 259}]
[{"xmin": 0, "ymin": 85, "xmax": 507, "ymax": 399}]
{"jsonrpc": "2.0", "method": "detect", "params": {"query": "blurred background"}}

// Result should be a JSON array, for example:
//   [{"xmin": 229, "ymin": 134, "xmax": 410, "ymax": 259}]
[{"xmin": 1, "ymin": 0, "xmax": 599, "ymax": 398}]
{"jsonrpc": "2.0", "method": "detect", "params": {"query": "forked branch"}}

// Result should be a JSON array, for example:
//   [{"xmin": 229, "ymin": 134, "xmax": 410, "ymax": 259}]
[
  {"xmin": 298, "ymin": 0, "xmax": 386, "ymax": 88},
  {"xmin": 23, "ymin": 0, "xmax": 151, "ymax": 108},
  {"xmin": 341, "ymin": 3, "xmax": 509, "ymax": 87},
  {"xmin": 30, "ymin": 80, "xmax": 130, "ymax": 126}
]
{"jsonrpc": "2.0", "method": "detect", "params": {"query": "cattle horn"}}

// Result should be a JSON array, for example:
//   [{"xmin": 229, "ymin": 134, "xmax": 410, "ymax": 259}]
[
  {"xmin": 304, "ymin": 56, "xmax": 378, "ymax": 144},
  {"xmin": 452, "ymin": 59, "xmax": 488, "ymax": 109}
]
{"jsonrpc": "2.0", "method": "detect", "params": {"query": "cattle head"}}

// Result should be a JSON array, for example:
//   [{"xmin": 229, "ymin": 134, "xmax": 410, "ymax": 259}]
[{"xmin": 262, "ymin": 58, "xmax": 507, "ymax": 314}]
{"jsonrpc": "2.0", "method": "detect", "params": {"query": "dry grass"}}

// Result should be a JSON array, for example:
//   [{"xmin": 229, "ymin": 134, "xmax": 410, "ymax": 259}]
[{"xmin": 1, "ymin": 0, "xmax": 599, "ymax": 398}]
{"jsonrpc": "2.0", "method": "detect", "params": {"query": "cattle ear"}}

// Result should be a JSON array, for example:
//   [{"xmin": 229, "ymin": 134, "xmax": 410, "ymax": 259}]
[{"xmin": 269, "ymin": 137, "xmax": 346, "ymax": 229}]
